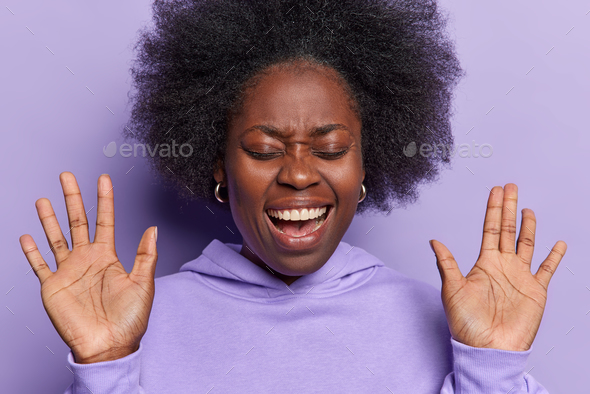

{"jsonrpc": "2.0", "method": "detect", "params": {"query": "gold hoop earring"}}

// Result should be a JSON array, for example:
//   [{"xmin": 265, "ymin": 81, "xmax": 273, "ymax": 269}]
[
  {"xmin": 358, "ymin": 183, "xmax": 367, "ymax": 203},
  {"xmin": 215, "ymin": 182, "xmax": 228, "ymax": 203}
]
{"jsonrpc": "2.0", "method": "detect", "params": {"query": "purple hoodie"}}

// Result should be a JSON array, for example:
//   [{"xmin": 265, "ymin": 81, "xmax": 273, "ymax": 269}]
[{"xmin": 64, "ymin": 240, "xmax": 548, "ymax": 393}]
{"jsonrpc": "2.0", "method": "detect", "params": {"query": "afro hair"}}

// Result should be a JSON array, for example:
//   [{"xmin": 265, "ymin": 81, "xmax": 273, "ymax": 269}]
[{"xmin": 123, "ymin": 0, "xmax": 465, "ymax": 214}]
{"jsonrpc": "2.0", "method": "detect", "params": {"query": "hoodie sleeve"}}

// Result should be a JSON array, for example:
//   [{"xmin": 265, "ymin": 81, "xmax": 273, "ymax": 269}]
[
  {"xmin": 439, "ymin": 338, "xmax": 549, "ymax": 394},
  {"xmin": 63, "ymin": 343, "xmax": 145, "ymax": 394}
]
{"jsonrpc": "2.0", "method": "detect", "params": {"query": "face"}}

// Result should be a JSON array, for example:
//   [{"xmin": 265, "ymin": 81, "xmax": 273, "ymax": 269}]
[{"xmin": 214, "ymin": 63, "xmax": 364, "ymax": 285}]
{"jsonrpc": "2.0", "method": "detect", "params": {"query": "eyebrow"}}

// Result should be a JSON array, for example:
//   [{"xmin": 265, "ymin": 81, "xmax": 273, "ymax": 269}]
[{"xmin": 244, "ymin": 124, "xmax": 350, "ymax": 138}]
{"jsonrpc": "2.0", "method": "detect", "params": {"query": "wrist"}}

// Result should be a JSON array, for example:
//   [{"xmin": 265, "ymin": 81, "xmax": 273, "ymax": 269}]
[
  {"xmin": 73, "ymin": 344, "xmax": 139, "ymax": 364},
  {"xmin": 451, "ymin": 334, "xmax": 532, "ymax": 352}
]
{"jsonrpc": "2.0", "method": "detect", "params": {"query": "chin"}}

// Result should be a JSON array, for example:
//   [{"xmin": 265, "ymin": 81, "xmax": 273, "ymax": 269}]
[{"xmin": 266, "ymin": 248, "xmax": 335, "ymax": 277}]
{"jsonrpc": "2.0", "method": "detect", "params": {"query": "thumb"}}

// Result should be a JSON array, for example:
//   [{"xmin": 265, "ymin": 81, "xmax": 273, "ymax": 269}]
[
  {"xmin": 131, "ymin": 226, "xmax": 158, "ymax": 280},
  {"xmin": 430, "ymin": 239, "xmax": 463, "ymax": 285}
]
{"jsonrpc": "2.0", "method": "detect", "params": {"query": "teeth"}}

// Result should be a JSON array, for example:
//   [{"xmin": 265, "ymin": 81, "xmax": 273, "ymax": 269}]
[
  {"xmin": 300, "ymin": 208, "xmax": 309, "ymax": 221},
  {"xmin": 267, "ymin": 206, "xmax": 328, "ymax": 221},
  {"xmin": 309, "ymin": 209, "xmax": 317, "ymax": 219},
  {"xmin": 271, "ymin": 209, "xmax": 328, "ymax": 236}
]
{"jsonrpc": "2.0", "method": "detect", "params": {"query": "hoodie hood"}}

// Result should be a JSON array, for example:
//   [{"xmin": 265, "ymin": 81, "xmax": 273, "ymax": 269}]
[{"xmin": 179, "ymin": 239, "xmax": 384, "ymax": 300}]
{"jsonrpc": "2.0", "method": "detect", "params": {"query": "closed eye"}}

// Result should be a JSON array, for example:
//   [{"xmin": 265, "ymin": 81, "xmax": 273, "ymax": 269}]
[
  {"xmin": 314, "ymin": 149, "xmax": 348, "ymax": 159},
  {"xmin": 243, "ymin": 148, "xmax": 348, "ymax": 160},
  {"xmin": 243, "ymin": 149, "xmax": 282, "ymax": 160}
]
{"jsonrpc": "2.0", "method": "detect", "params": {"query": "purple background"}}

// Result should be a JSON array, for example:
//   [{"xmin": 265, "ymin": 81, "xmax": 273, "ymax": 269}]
[{"xmin": 2, "ymin": 0, "xmax": 588, "ymax": 392}]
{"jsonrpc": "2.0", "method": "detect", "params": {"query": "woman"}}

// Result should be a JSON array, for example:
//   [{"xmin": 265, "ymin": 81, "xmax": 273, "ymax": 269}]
[{"xmin": 19, "ymin": 0, "xmax": 566, "ymax": 392}]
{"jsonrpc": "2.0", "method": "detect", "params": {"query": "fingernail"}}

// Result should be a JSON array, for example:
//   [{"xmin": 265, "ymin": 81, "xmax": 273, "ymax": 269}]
[
  {"xmin": 154, "ymin": 226, "xmax": 158, "ymax": 243},
  {"xmin": 429, "ymin": 240, "xmax": 435, "ymax": 253}
]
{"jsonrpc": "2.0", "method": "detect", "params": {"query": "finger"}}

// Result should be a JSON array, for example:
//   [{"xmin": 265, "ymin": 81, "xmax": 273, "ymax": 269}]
[
  {"xmin": 516, "ymin": 208, "xmax": 536, "ymax": 266},
  {"xmin": 499, "ymin": 183, "xmax": 518, "ymax": 254},
  {"xmin": 534, "ymin": 241, "xmax": 567, "ymax": 290},
  {"xmin": 430, "ymin": 239, "xmax": 464, "ymax": 285},
  {"xmin": 35, "ymin": 198, "xmax": 70, "ymax": 264},
  {"xmin": 19, "ymin": 234, "xmax": 53, "ymax": 284},
  {"xmin": 480, "ymin": 186, "xmax": 504, "ymax": 254},
  {"xmin": 130, "ymin": 227, "xmax": 158, "ymax": 280},
  {"xmin": 60, "ymin": 172, "xmax": 90, "ymax": 248},
  {"xmin": 94, "ymin": 174, "xmax": 115, "ymax": 245}
]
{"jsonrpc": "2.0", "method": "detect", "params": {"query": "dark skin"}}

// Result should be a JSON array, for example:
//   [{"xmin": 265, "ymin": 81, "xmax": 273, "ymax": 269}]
[
  {"xmin": 215, "ymin": 62, "xmax": 365, "ymax": 285},
  {"xmin": 19, "ymin": 61, "xmax": 567, "ymax": 367}
]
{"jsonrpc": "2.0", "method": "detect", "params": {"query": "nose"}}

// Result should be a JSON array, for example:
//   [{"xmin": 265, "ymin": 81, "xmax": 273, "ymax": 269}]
[{"xmin": 276, "ymin": 145, "xmax": 321, "ymax": 190}]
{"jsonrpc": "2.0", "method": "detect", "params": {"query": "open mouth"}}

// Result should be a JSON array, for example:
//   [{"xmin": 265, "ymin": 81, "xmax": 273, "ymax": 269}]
[{"xmin": 266, "ymin": 206, "xmax": 330, "ymax": 238}]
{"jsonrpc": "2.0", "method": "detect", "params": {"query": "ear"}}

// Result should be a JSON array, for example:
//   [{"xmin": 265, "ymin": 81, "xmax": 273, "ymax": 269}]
[{"xmin": 213, "ymin": 158, "xmax": 226, "ymax": 185}]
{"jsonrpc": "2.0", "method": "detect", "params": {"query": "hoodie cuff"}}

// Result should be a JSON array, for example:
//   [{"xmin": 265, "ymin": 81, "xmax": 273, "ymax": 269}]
[
  {"xmin": 66, "ymin": 343, "xmax": 142, "ymax": 394},
  {"xmin": 451, "ymin": 337, "xmax": 532, "ymax": 393}
]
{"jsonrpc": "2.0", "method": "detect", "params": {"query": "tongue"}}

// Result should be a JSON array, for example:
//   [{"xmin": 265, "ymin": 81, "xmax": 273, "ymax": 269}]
[{"xmin": 277, "ymin": 219, "xmax": 317, "ymax": 237}]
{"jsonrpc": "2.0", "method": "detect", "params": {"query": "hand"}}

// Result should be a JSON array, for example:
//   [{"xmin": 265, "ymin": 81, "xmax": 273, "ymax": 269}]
[
  {"xmin": 431, "ymin": 183, "xmax": 567, "ymax": 351},
  {"xmin": 19, "ymin": 172, "xmax": 158, "ymax": 363}
]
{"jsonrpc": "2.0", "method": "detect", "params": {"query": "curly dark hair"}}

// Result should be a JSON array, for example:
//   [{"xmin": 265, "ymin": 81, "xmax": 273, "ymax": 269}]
[{"xmin": 123, "ymin": 0, "xmax": 464, "ymax": 214}]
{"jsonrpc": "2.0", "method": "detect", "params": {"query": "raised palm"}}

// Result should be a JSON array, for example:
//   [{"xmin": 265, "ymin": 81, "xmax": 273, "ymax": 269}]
[
  {"xmin": 19, "ymin": 172, "xmax": 158, "ymax": 363},
  {"xmin": 431, "ymin": 183, "xmax": 567, "ymax": 351}
]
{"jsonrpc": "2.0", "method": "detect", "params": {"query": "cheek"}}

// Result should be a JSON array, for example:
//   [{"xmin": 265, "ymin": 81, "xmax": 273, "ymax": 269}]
[
  {"xmin": 227, "ymin": 172, "xmax": 262, "ymax": 234},
  {"xmin": 227, "ymin": 156, "xmax": 273, "ymax": 207},
  {"xmin": 321, "ymin": 159, "xmax": 364, "ymax": 202},
  {"xmin": 228, "ymin": 176, "xmax": 243, "ymax": 209}
]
